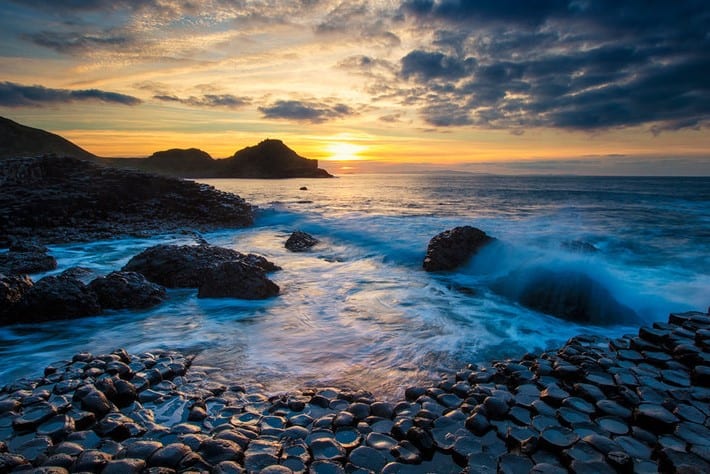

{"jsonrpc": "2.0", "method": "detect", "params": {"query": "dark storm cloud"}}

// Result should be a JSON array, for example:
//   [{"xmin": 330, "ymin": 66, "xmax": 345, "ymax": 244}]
[
  {"xmin": 397, "ymin": 0, "xmax": 710, "ymax": 132},
  {"xmin": 259, "ymin": 100, "xmax": 355, "ymax": 123},
  {"xmin": 0, "ymin": 82, "xmax": 142, "ymax": 107},
  {"xmin": 27, "ymin": 31, "xmax": 129, "ymax": 53},
  {"xmin": 154, "ymin": 93, "xmax": 251, "ymax": 109}
]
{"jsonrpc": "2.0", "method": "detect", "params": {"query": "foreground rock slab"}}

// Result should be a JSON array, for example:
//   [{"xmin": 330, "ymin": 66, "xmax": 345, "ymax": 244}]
[
  {"xmin": 1, "ymin": 310, "xmax": 709, "ymax": 473},
  {"xmin": 285, "ymin": 231, "xmax": 319, "ymax": 252}
]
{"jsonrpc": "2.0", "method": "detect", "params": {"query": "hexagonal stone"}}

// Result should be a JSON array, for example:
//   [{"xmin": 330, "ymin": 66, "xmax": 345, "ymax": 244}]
[
  {"xmin": 310, "ymin": 438, "xmax": 345, "ymax": 462},
  {"xmin": 675, "ymin": 421, "xmax": 710, "ymax": 447},
  {"xmin": 634, "ymin": 403, "xmax": 679, "ymax": 433},
  {"xmin": 349, "ymin": 445, "xmax": 387, "ymax": 472},
  {"xmin": 596, "ymin": 417, "xmax": 629, "ymax": 436},
  {"xmin": 540, "ymin": 427, "xmax": 579, "ymax": 450}
]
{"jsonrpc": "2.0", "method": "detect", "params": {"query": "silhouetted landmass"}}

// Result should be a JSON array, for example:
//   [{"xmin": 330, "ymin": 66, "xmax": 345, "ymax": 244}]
[
  {"xmin": 0, "ymin": 116, "xmax": 97, "ymax": 161},
  {"xmin": 105, "ymin": 139, "xmax": 333, "ymax": 178},
  {"xmin": 1, "ymin": 116, "xmax": 333, "ymax": 178},
  {"xmin": 0, "ymin": 155, "xmax": 253, "ymax": 245}
]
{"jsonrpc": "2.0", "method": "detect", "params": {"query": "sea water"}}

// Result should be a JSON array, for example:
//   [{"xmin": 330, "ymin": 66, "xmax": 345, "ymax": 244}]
[{"xmin": 1, "ymin": 174, "xmax": 708, "ymax": 397}]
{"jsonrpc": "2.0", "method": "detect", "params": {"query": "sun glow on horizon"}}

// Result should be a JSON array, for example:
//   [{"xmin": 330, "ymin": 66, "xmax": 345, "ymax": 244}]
[{"xmin": 324, "ymin": 142, "xmax": 366, "ymax": 161}]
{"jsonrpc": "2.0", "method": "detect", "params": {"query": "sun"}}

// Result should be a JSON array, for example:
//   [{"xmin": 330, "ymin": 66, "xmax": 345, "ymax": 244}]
[{"xmin": 325, "ymin": 142, "xmax": 365, "ymax": 161}]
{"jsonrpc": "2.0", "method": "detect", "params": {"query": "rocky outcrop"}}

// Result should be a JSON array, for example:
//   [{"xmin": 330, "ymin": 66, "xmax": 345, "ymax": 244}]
[
  {"xmin": 198, "ymin": 261, "xmax": 279, "ymax": 299},
  {"xmin": 0, "ymin": 274, "xmax": 33, "ymax": 321},
  {"xmin": 88, "ymin": 271, "xmax": 167, "ymax": 310},
  {"xmin": 122, "ymin": 244, "xmax": 279, "ymax": 289},
  {"xmin": 0, "ymin": 243, "xmax": 57, "ymax": 274},
  {"xmin": 0, "ymin": 155, "xmax": 253, "ymax": 246},
  {"xmin": 423, "ymin": 226, "xmax": 494, "ymax": 271},
  {"xmin": 14, "ymin": 272, "xmax": 101, "ymax": 322},
  {"xmin": 285, "ymin": 231, "xmax": 319, "ymax": 252}
]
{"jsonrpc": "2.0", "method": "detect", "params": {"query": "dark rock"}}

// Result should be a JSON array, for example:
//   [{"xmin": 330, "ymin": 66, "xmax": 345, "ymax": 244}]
[
  {"xmin": 148, "ymin": 442, "xmax": 192, "ymax": 468},
  {"xmin": 13, "ymin": 402, "xmax": 57, "ymax": 431},
  {"xmin": 675, "ymin": 421, "xmax": 710, "ymax": 446},
  {"xmin": 198, "ymin": 260, "xmax": 279, "ymax": 299},
  {"xmin": 310, "ymin": 460, "xmax": 346, "ymax": 474},
  {"xmin": 499, "ymin": 453, "xmax": 534, "ymax": 474},
  {"xmin": 658, "ymin": 448, "xmax": 710, "ymax": 473},
  {"xmin": 88, "ymin": 271, "xmax": 166, "ymax": 309},
  {"xmin": 118, "ymin": 440, "xmax": 163, "ymax": 460},
  {"xmin": 199, "ymin": 438, "xmax": 243, "ymax": 464},
  {"xmin": 74, "ymin": 449, "xmax": 111, "ymax": 472},
  {"xmin": 423, "ymin": 226, "xmax": 493, "ymax": 271},
  {"xmin": 493, "ymin": 268, "xmax": 639, "ymax": 325},
  {"xmin": 12, "ymin": 272, "xmax": 101, "ymax": 322},
  {"xmin": 569, "ymin": 460, "xmax": 616, "ymax": 474},
  {"xmin": 465, "ymin": 412, "xmax": 491, "ymax": 435},
  {"xmin": 244, "ymin": 439, "xmax": 281, "ymax": 472},
  {"xmin": 0, "ymin": 154, "xmax": 254, "ymax": 246},
  {"xmin": 80, "ymin": 388, "xmax": 112, "ymax": 417},
  {"xmin": 285, "ymin": 231, "xmax": 319, "ymax": 252},
  {"xmin": 634, "ymin": 403, "xmax": 679, "ymax": 433},
  {"xmin": 123, "ymin": 243, "xmax": 278, "ymax": 288},
  {"xmin": 102, "ymin": 458, "xmax": 147, "ymax": 474},
  {"xmin": 310, "ymin": 437, "xmax": 346, "ymax": 462},
  {"xmin": 0, "ymin": 273, "xmax": 34, "ymax": 322},
  {"xmin": 539, "ymin": 427, "xmax": 579, "ymax": 450},
  {"xmin": 349, "ymin": 445, "xmax": 388, "ymax": 472},
  {"xmin": 406, "ymin": 426, "xmax": 434, "ymax": 454},
  {"xmin": 36, "ymin": 415, "xmax": 74, "ymax": 442},
  {"xmin": 0, "ymin": 245, "xmax": 57, "ymax": 275}
]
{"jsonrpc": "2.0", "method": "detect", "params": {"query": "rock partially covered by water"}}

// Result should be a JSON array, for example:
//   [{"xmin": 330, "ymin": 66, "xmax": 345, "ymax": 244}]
[
  {"xmin": 123, "ymin": 244, "xmax": 279, "ymax": 288},
  {"xmin": 0, "ymin": 243, "xmax": 57, "ymax": 275},
  {"xmin": 198, "ymin": 261, "xmax": 279, "ymax": 300},
  {"xmin": 14, "ymin": 272, "xmax": 101, "ymax": 322},
  {"xmin": 494, "ymin": 268, "xmax": 639, "ymax": 325},
  {"xmin": 0, "ymin": 273, "xmax": 33, "ymax": 321},
  {"xmin": 88, "ymin": 271, "xmax": 167, "ymax": 310},
  {"xmin": 423, "ymin": 226, "xmax": 493, "ymax": 272},
  {"xmin": 285, "ymin": 231, "xmax": 318, "ymax": 252}
]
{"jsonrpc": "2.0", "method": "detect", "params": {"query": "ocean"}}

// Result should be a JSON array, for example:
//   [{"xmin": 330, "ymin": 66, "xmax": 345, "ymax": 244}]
[{"xmin": 1, "ymin": 174, "xmax": 708, "ymax": 397}]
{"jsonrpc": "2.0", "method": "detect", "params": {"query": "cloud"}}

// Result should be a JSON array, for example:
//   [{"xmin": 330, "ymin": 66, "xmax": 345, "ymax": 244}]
[
  {"xmin": 153, "ymin": 93, "xmax": 250, "ymax": 109},
  {"xmin": 0, "ymin": 81, "xmax": 141, "ymax": 107},
  {"xmin": 26, "ymin": 31, "xmax": 129, "ymax": 53},
  {"xmin": 393, "ymin": 0, "xmax": 710, "ymax": 132},
  {"xmin": 259, "ymin": 99, "xmax": 355, "ymax": 123}
]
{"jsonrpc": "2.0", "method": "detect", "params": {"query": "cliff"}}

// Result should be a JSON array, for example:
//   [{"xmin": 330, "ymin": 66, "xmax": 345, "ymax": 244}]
[{"xmin": 0, "ymin": 116, "xmax": 97, "ymax": 161}]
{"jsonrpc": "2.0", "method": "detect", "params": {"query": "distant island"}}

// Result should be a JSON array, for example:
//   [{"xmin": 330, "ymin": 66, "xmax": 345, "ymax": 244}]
[{"xmin": 0, "ymin": 116, "xmax": 333, "ymax": 179}]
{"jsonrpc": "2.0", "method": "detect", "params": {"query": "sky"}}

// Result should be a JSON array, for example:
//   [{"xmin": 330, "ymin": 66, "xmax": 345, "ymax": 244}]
[{"xmin": 0, "ymin": 0, "xmax": 708, "ymax": 175}]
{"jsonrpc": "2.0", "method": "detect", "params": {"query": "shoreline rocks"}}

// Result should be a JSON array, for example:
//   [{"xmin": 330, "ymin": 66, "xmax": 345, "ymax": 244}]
[
  {"xmin": 0, "ymin": 243, "xmax": 57, "ymax": 275},
  {"xmin": 0, "ymin": 155, "xmax": 254, "ymax": 246},
  {"xmin": 1, "ymin": 310, "xmax": 708, "ymax": 472}
]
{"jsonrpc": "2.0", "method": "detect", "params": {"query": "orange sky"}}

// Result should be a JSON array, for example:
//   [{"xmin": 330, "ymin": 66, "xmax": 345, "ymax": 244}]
[{"xmin": 1, "ymin": 1, "xmax": 708, "ymax": 174}]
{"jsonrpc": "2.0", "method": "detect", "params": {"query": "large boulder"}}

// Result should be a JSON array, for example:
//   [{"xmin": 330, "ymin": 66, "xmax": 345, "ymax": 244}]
[
  {"xmin": 423, "ymin": 226, "xmax": 493, "ymax": 272},
  {"xmin": 89, "ymin": 271, "xmax": 167, "ymax": 310},
  {"xmin": 122, "ymin": 244, "xmax": 279, "ymax": 288},
  {"xmin": 285, "ymin": 231, "xmax": 319, "ymax": 252},
  {"xmin": 0, "ymin": 273, "xmax": 33, "ymax": 322},
  {"xmin": 14, "ymin": 272, "xmax": 101, "ymax": 322},
  {"xmin": 0, "ymin": 243, "xmax": 57, "ymax": 275},
  {"xmin": 198, "ymin": 261, "xmax": 279, "ymax": 299}
]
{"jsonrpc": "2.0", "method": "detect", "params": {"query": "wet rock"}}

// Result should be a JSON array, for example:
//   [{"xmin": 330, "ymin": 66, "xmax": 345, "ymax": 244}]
[
  {"xmin": 634, "ymin": 403, "xmax": 679, "ymax": 433},
  {"xmin": 465, "ymin": 412, "xmax": 491, "ymax": 435},
  {"xmin": 423, "ymin": 226, "xmax": 493, "ymax": 272},
  {"xmin": 349, "ymin": 445, "xmax": 388, "ymax": 471},
  {"xmin": 406, "ymin": 426, "xmax": 434, "ymax": 454},
  {"xmin": 285, "ymin": 231, "xmax": 319, "ymax": 252},
  {"xmin": 198, "ymin": 260, "xmax": 279, "ymax": 299},
  {"xmin": 244, "ymin": 439, "xmax": 281, "ymax": 472},
  {"xmin": 74, "ymin": 449, "xmax": 112, "ymax": 472},
  {"xmin": 0, "ymin": 273, "xmax": 33, "ymax": 321},
  {"xmin": 334, "ymin": 428, "xmax": 361, "ymax": 450},
  {"xmin": 482, "ymin": 395, "xmax": 509, "ymax": 419},
  {"xmin": 539, "ymin": 426, "xmax": 579, "ymax": 450},
  {"xmin": 123, "ymin": 243, "xmax": 277, "ymax": 288},
  {"xmin": 499, "ymin": 453, "xmax": 534, "ymax": 474},
  {"xmin": 310, "ymin": 460, "xmax": 346, "ymax": 474},
  {"xmin": 310, "ymin": 437, "xmax": 346, "ymax": 462},
  {"xmin": 12, "ymin": 402, "xmax": 57, "ymax": 431},
  {"xmin": 13, "ymin": 273, "xmax": 101, "ymax": 322},
  {"xmin": 118, "ymin": 440, "xmax": 163, "ymax": 460},
  {"xmin": 569, "ymin": 459, "xmax": 616, "ymax": 474},
  {"xmin": 80, "ymin": 387, "xmax": 112, "ymax": 417},
  {"xmin": 659, "ymin": 448, "xmax": 710, "ymax": 473},
  {"xmin": 88, "ymin": 271, "xmax": 167, "ymax": 309},
  {"xmin": 103, "ymin": 458, "xmax": 147, "ymax": 474},
  {"xmin": 148, "ymin": 442, "xmax": 192, "ymax": 468},
  {"xmin": 0, "ymin": 244, "xmax": 57, "ymax": 275},
  {"xmin": 36, "ymin": 414, "xmax": 74, "ymax": 442},
  {"xmin": 675, "ymin": 420, "xmax": 710, "ymax": 446}
]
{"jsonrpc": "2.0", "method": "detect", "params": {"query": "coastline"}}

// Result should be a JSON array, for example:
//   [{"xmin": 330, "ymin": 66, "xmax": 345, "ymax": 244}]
[{"xmin": 1, "ymin": 310, "xmax": 708, "ymax": 473}]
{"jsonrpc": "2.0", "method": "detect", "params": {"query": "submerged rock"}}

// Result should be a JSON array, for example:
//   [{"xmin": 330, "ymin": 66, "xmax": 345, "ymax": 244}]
[
  {"xmin": 285, "ymin": 231, "xmax": 319, "ymax": 252},
  {"xmin": 122, "ymin": 244, "xmax": 279, "ymax": 288},
  {"xmin": 423, "ymin": 226, "xmax": 493, "ymax": 272},
  {"xmin": 89, "ymin": 271, "xmax": 167, "ymax": 310},
  {"xmin": 493, "ymin": 268, "xmax": 639, "ymax": 325},
  {"xmin": 198, "ymin": 261, "xmax": 279, "ymax": 300},
  {"xmin": 0, "ymin": 243, "xmax": 57, "ymax": 275}
]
